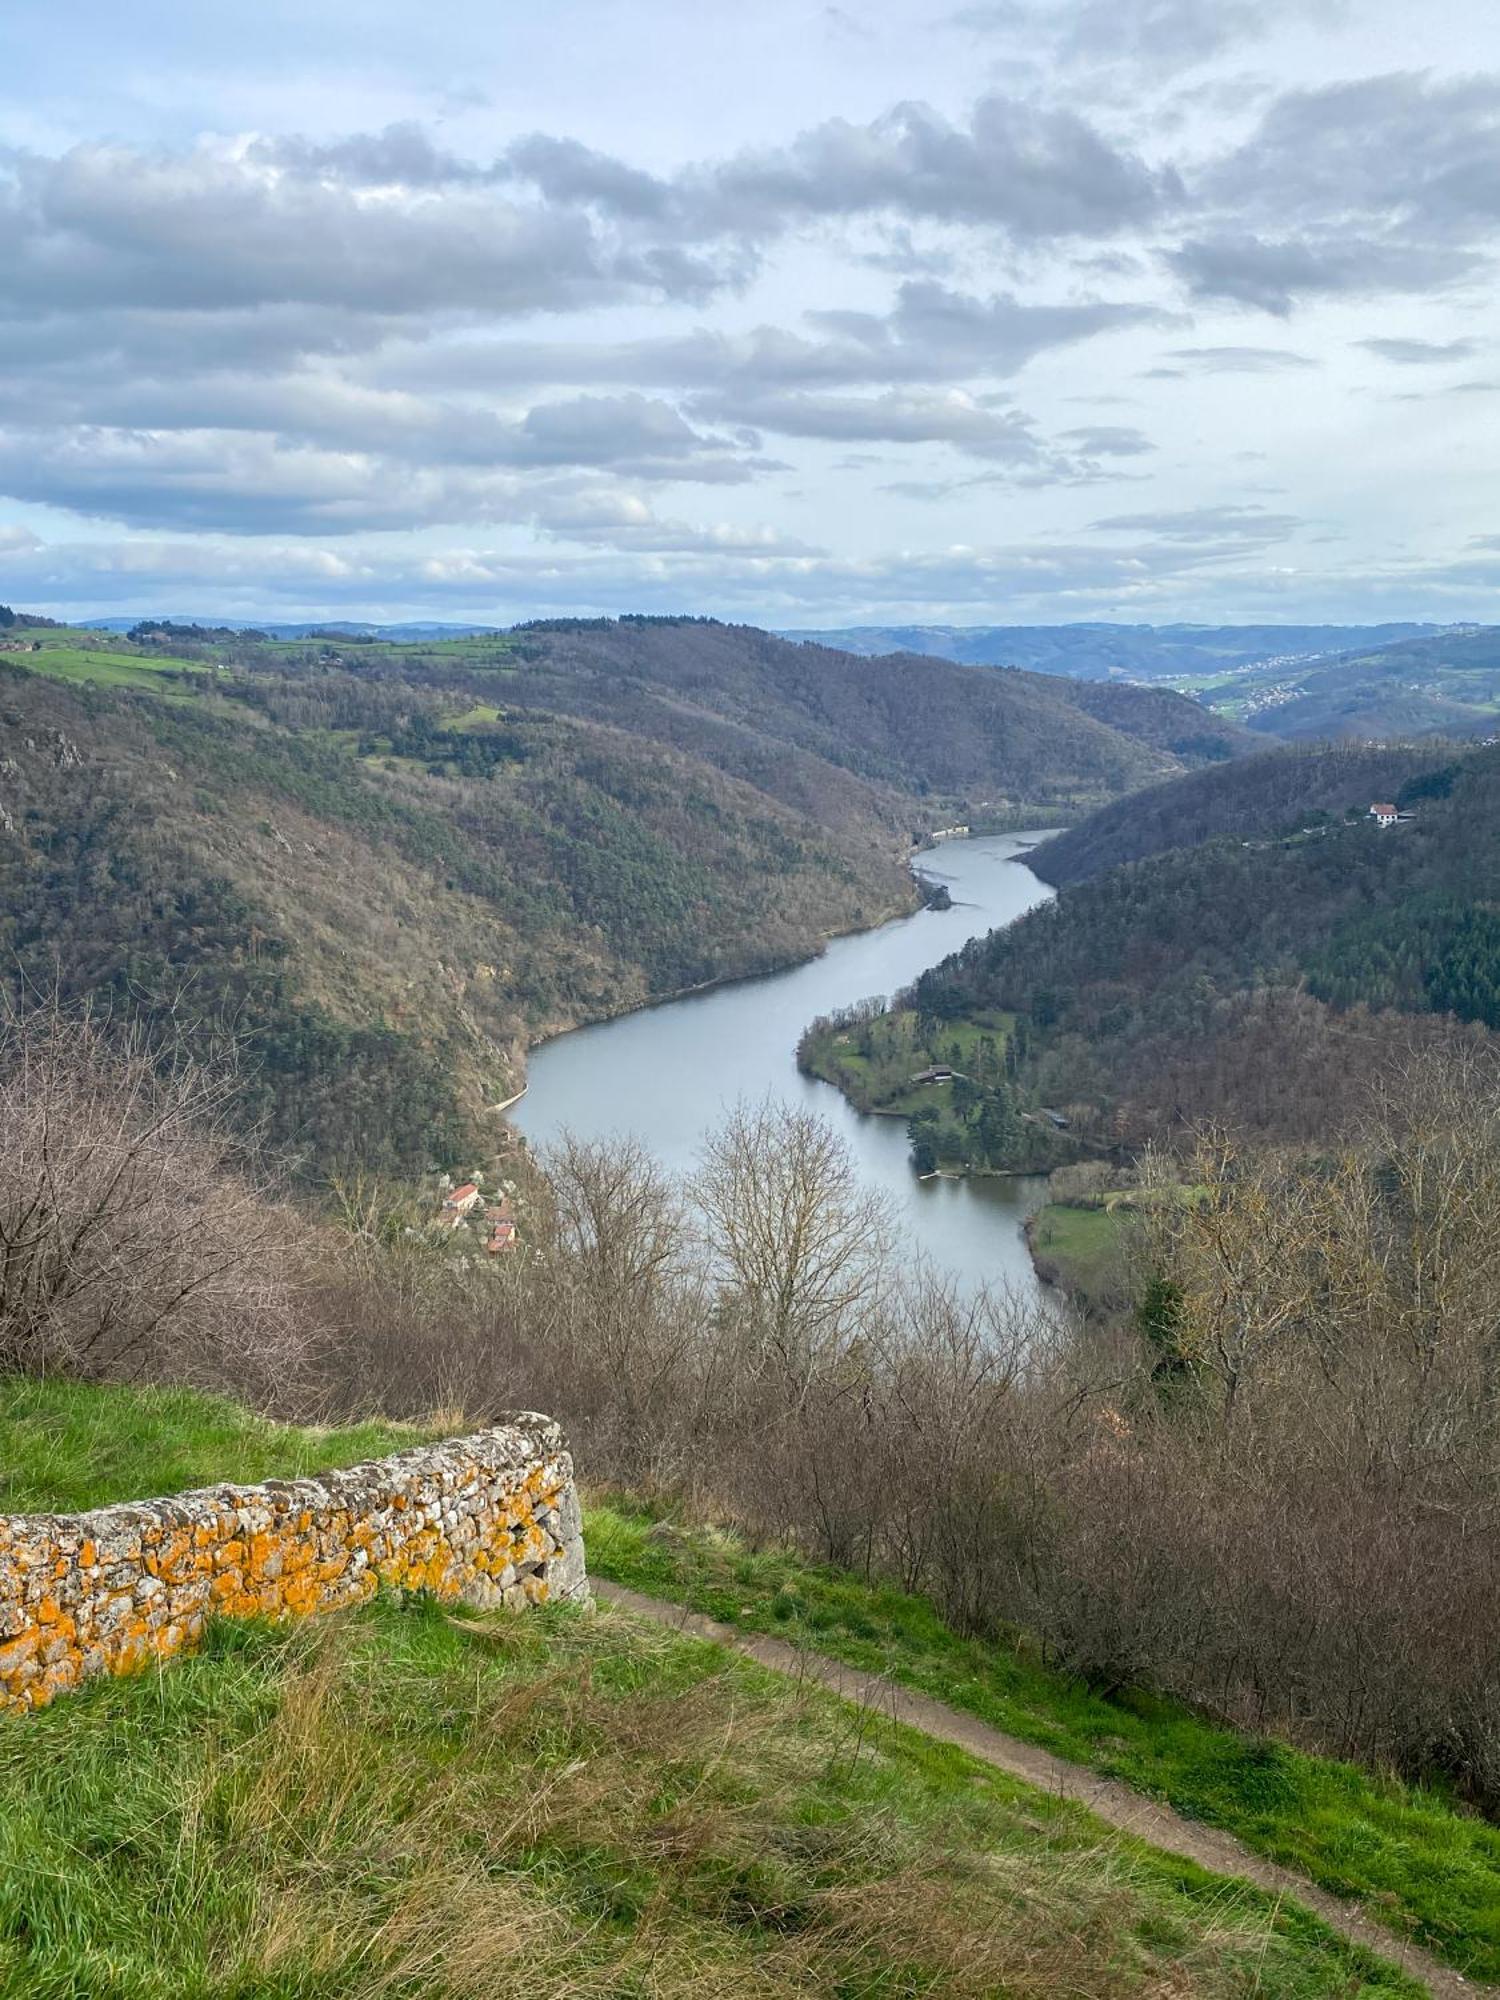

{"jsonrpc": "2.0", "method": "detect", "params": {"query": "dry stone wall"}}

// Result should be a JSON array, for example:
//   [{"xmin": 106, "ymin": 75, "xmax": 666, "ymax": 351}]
[{"xmin": 0, "ymin": 1413, "xmax": 587, "ymax": 1714}]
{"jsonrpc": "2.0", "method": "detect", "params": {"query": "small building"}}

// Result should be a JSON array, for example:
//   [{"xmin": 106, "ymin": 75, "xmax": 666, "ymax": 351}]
[
  {"xmin": 1369, "ymin": 803, "xmax": 1399, "ymax": 828},
  {"xmin": 1039, "ymin": 1107, "xmax": 1070, "ymax": 1130},
  {"xmin": 910, "ymin": 1064, "xmax": 958, "ymax": 1085},
  {"xmin": 486, "ymin": 1218, "xmax": 517, "ymax": 1254},
  {"xmin": 442, "ymin": 1182, "xmax": 481, "ymax": 1217}
]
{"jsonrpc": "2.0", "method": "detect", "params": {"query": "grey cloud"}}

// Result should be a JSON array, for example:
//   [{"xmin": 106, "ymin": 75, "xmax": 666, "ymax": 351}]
[
  {"xmin": 375, "ymin": 282, "xmax": 1164, "ymax": 402},
  {"xmin": 1358, "ymin": 337, "xmax": 1482, "ymax": 365},
  {"xmin": 245, "ymin": 123, "xmax": 503, "ymax": 187},
  {"xmin": 1205, "ymin": 73, "xmax": 1500, "ymax": 235},
  {"xmin": 0, "ymin": 372, "xmax": 765, "ymax": 487},
  {"xmin": 1057, "ymin": 425, "xmax": 1154, "ymax": 455},
  {"xmin": 953, "ymin": 0, "xmax": 1265, "ymax": 69},
  {"xmin": 0, "ymin": 423, "xmax": 762, "ymax": 536},
  {"xmin": 703, "ymin": 96, "xmax": 1178, "ymax": 237},
  {"xmin": 1180, "ymin": 74, "xmax": 1500, "ymax": 308},
  {"xmin": 0, "ymin": 140, "xmax": 736, "ymax": 326},
  {"xmin": 503, "ymin": 136, "xmax": 674, "ymax": 221},
  {"xmin": 687, "ymin": 386, "xmax": 1050, "ymax": 462},
  {"xmin": 506, "ymin": 94, "xmax": 1178, "ymax": 242},
  {"xmin": 1091, "ymin": 503, "xmax": 1302, "ymax": 542},
  {"xmin": 1164, "ymin": 345, "xmax": 1319, "ymax": 373},
  {"xmin": 1167, "ymin": 233, "xmax": 1479, "ymax": 314}
]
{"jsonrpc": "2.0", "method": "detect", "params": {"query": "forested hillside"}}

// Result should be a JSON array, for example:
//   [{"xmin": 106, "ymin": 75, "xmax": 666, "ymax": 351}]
[
  {"xmin": 913, "ymin": 742, "xmax": 1500, "ymax": 1152},
  {"xmin": 1042, "ymin": 677, "xmax": 1257, "ymax": 766},
  {"xmin": 1034, "ymin": 740, "xmax": 1454, "ymax": 885},
  {"xmin": 0, "ymin": 663, "xmax": 900, "ymax": 1176},
  {"xmin": 778, "ymin": 621, "xmax": 1435, "ymax": 680},
  {"xmin": 0, "ymin": 615, "xmax": 1219, "ymax": 1177},
  {"xmin": 181, "ymin": 616, "xmax": 1201, "ymax": 820}
]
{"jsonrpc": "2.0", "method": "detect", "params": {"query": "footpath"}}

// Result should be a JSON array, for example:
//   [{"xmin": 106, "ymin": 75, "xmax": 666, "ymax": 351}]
[{"xmin": 596, "ymin": 1578, "xmax": 1490, "ymax": 2000}]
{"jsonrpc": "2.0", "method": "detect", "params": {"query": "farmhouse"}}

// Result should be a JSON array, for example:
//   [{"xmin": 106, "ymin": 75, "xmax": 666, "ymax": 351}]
[{"xmin": 1369, "ymin": 803, "xmax": 1399, "ymax": 828}]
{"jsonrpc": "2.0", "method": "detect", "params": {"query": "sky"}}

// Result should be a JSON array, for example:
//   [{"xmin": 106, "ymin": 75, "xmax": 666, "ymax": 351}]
[{"xmin": 2, "ymin": 0, "xmax": 1499, "ymax": 628}]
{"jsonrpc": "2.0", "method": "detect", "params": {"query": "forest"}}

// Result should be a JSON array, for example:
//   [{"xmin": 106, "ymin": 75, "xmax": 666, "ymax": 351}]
[{"xmin": 909, "ymin": 739, "xmax": 1500, "ymax": 1157}]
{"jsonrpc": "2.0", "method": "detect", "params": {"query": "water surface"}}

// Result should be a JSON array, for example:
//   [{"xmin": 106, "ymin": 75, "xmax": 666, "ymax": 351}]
[{"xmin": 513, "ymin": 832, "xmax": 1056, "ymax": 1297}]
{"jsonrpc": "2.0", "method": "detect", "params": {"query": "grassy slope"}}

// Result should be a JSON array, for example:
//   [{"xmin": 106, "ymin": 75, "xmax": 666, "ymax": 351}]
[
  {"xmin": 1026, "ymin": 1201, "xmax": 1130, "ymax": 1308},
  {"xmin": 0, "ymin": 1381, "xmax": 1411, "ymax": 1997},
  {"xmin": 0, "ymin": 1597, "xmax": 1413, "ymax": 1999},
  {"xmin": 588, "ymin": 1502, "xmax": 1500, "ymax": 1981},
  {"xmin": 0, "ymin": 1379, "xmax": 433, "ymax": 1514}
]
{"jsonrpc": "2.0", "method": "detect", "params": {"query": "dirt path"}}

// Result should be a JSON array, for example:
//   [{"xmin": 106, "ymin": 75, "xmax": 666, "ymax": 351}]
[{"xmin": 594, "ymin": 1578, "xmax": 1488, "ymax": 2000}]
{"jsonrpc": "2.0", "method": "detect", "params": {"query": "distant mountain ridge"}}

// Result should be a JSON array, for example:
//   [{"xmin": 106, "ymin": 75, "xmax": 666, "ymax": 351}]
[{"xmin": 778, "ymin": 622, "xmax": 1442, "ymax": 680}]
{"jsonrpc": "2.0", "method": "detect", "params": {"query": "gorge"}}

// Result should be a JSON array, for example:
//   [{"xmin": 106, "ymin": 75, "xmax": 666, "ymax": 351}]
[{"xmin": 511, "ymin": 832, "xmax": 1058, "ymax": 1299}]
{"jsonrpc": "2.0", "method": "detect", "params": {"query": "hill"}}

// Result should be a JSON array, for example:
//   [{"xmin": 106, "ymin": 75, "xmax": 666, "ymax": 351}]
[
  {"xmin": 1220, "ymin": 626, "xmax": 1500, "ymax": 741},
  {"xmin": 0, "ymin": 659, "xmax": 905, "ymax": 1176},
  {"xmin": 233, "ymin": 617, "xmax": 1195, "ymax": 818},
  {"xmin": 911, "ymin": 740, "xmax": 1500, "ymax": 1154},
  {"xmin": 0, "ymin": 615, "xmax": 1219, "ymax": 1174},
  {"xmin": 1033, "ymin": 740, "xmax": 1455, "ymax": 886},
  {"xmin": 778, "ymin": 621, "xmax": 1437, "ymax": 680},
  {"xmin": 0, "ymin": 1378, "xmax": 1461, "ymax": 1995},
  {"xmin": 1043, "ymin": 676, "xmax": 1258, "ymax": 765}
]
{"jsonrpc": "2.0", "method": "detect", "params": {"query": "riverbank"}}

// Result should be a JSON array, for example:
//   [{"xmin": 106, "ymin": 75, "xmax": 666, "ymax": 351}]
[
  {"xmin": 510, "ymin": 832, "xmax": 1060, "ymax": 1299},
  {"xmin": 504, "ymin": 870, "xmax": 922, "ymax": 1095}
]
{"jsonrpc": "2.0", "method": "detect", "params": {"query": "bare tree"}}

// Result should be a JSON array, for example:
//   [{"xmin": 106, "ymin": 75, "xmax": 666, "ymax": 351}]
[
  {"xmin": 0, "ymin": 1003, "xmax": 305, "ymax": 1394},
  {"xmin": 694, "ymin": 1099, "xmax": 888, "ymax": 1408}
]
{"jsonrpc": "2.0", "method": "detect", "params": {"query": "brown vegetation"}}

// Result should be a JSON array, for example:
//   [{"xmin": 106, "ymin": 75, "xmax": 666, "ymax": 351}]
[
  {"xmin": 10, "ymin": 1003, "xmax": 1500, "ymax": 1808},
  {"xmin": 0, "ymin": 1006, "xmax": 304, "ymax": 1400}
]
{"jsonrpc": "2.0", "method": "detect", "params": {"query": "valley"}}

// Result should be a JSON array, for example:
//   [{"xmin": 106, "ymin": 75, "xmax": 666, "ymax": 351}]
[{"xmin": 0, "ymin": 612, "xmax": 1233, "ymax": 1179}]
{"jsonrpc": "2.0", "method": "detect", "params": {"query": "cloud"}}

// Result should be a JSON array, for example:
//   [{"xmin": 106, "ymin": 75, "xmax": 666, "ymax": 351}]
[
  {"xmin": 1090, "ymin": 503, "xmax": 1302, "ymax": 543},
  {"xmin": 687, "ymin": 386, "xmax": 1049, "ymax": 461},
  {"xmin": 1168, "ymin": 233, "xmax": 1479, "ymax": 314},
  {"xmin": 1161, "ymin": 345, "xmax": 1319, "ymax": 373},
  {"xmin": 506, "ymin": 94, "xmax": 1179, "ymax": 242},
  {"xmin": 1358, "ymin": 337, "xmax": 1482, "ymax": 365},
  {"xmin": 1178, "ymin": 74, "xmax": 1500, "ymax": 309},
  {"xmin": 949, "ymin": 0, "xmax": 1296, "ymax": 72},
  {"xmin": 0, "ymin": 138, "xmax": 737, "ymax": 328},
  {"xmin": 0, "ymin": 418, "xmax": 775, "ymax": 536},
  {"xmin": 1056, "ymin": 425, "xmax": 1155, "ymax": 455},
  {"xmin": 373, "ymin": 282, "xmax": 1165, "ymax": 408}
]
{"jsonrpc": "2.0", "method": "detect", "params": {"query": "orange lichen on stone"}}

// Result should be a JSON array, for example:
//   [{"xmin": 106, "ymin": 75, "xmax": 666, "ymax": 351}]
[{"xmin": 0, "ymin": 1416, "xmax": 586, "ymax": 1718}]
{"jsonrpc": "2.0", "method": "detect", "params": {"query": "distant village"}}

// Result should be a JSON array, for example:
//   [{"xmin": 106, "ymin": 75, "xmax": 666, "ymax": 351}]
[{"xmin": 429, "ymin": 1173, "xmax": 520, "ymax": 1256}]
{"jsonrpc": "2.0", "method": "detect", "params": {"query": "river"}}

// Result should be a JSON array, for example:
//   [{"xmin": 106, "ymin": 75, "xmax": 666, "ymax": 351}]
[{"xmin": 511, "ymin": 831, "xmax": 1057, "ymax": 1298}]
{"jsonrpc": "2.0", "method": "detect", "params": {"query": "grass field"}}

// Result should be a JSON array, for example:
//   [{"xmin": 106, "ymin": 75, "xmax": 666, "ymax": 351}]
[
  {"xmin": 589, "ymin": 1501, "xmax": 1500, "ymax": 1981},
  {"xmin": 0, "ymin": 1381, "xmax": 1419, "ymax": 1997},
  {"xmin": 0, "ymin": 1378, "xmax": 432, "ymax": 1515},
  {"xmin": 0, "ymin": 1596, "xmax": 1419, "ymax": 1998},
  {"xmin": 1027, "ymin": 1201, "xmax": 1130, "ymax": 1307},
  {"xmin": 1029, "ymin": 1201, "xmax": 1124, "ymax": 1263},
  {"xmin": 15, "ymin": 641, "xmax": 206, "ymax": 693}
]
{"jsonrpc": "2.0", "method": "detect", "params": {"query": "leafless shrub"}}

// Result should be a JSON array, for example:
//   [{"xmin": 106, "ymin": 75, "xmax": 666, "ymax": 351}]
[{"xmin": 0, "ymin": 1002, "xmax": 307, "ymax": 1396}]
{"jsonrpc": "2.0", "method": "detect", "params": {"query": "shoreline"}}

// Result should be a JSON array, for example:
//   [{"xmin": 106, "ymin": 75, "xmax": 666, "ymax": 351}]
[{"xmin": 506, "ymin": 825, "xmax": 1063, "ymax": 1077}]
